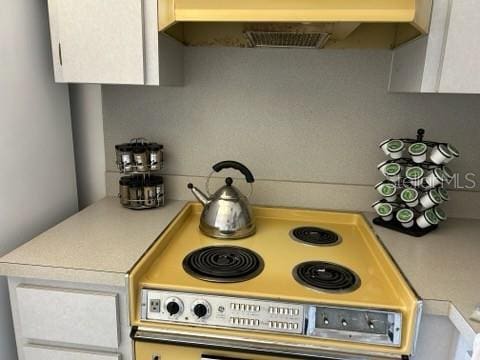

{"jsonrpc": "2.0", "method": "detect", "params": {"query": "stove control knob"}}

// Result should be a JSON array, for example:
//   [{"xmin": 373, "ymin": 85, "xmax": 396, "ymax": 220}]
[
  {"xmin": 341, "ymin": 319, "xmax": 348, "ymax": 327},
  {"xmin": 192, "ymin": 300, "xmax": 211, "ymax": 319},
  {"xmin": 165, "ymin": 297, "xmax": 183, "ymax": 317}
]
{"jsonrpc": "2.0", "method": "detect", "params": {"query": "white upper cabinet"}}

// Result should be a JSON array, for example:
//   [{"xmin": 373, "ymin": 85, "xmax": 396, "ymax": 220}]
[
  {"xmin": 437, "ymin": 0, "xmax": 480, "ymax": 93},
  {"xmin": 389, "ymin": 0, "xmax": 480, "ymax": 94},
  {"xmin": 47, "ymin": 0, "xmax": 183, "ymax": 85}
]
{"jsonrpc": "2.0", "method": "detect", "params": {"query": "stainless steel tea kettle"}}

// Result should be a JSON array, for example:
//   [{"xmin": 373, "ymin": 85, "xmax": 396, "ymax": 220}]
[{"xmin": 187, "ymin": 161, "xmax": 256, "ymax": 239}]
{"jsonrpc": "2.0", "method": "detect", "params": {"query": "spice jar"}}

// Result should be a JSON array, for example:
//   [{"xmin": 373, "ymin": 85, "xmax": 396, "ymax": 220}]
[
  {"xmin": 386, "ymin": 140, "xmax": 405, "ymax": 159},
  {"xmin": 430, "ymin": 144, "xmax": 452, "ymax": 165},
  {"xmin": 408, "ymin": 142, "xmax": 428, "ymax": 163},
  {"xmin": 444, "ymin": 144, "xmax": 459, "ymax": 163},
  {"xmin": 396, "ymin": 209, "xmax": 414, "ymax": 228},
  {"xmin": 115, "ymin": 144, "xmax": 133, "ymax": 172},
  {"xmin": 119, "ymin": 177, "xmax": 131, "ymax": 206},
  {"xmin": 424, "ymin": 168, "xmax": 446, "ymax": 189},
  {"xmin": 405, "ymin": 166, "xmax": 425, "ymax": 187},
  {"xmin": 416, "ymin": 208, "xmax": 440, "ymax": 229},
  {"xmin": 133, "ymin": 144, "xmax": 148, "ymax": 172},
  {"xmin": 419, "ymin": 189, "xmax": 442, "ymax": 209},
  {"xmin": 372, "ymin": 201, "xmax": 394, "ymax": 221},
  {"xmin": 148, "ymin": 143, "xmax": 164, "ymax": 170},
  {"xmin": 400, "ymin": 188, "xmax": 419, "ymax": 207},
  {"xmin": 375, "ymin": 181, "xmax": 397, "ymax": 202}
]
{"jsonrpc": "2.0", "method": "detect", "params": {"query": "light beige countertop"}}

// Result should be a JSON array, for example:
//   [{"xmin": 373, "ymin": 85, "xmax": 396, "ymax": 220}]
[
  {"xmin": 366, "ymin": 213, "xmax": 480, "ymax": 341},
  {"xmin": 0, "ymin": 198, "xmax": 187, "ymax": 286}
]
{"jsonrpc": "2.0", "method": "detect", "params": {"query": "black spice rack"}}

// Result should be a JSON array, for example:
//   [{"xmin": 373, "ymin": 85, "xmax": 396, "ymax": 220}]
[
  {"xmin": 115, "ymin": 138, "xmax": 165, "ymax": 210},
  {"xmin": 373, "ymin": 129, "xmax": 459, "ymax": 237},
  {"xmin": 373, "ymin": 213, "xmax": 438, "ymax": 238}
]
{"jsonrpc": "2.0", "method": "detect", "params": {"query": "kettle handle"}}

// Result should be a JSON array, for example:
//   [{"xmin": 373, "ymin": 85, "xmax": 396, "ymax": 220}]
[{"xmin": 212, "ymin": 161, "xmax": 255, "ymax": 183}]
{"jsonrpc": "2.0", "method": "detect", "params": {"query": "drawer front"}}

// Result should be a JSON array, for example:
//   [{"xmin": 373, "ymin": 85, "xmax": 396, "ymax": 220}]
[
  {"xmin": 17, "ymin": 285, "xmax": 119, "ymax": 348},
  {"xmin": 24, "ymin": 345, "xmax": 120, "ymax": 360}
]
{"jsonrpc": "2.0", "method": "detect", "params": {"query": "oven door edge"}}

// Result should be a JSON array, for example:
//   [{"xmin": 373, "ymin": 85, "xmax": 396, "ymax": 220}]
[{"xmin": 131, "ymin": 326, "xmax": 409, "ymax": 360}]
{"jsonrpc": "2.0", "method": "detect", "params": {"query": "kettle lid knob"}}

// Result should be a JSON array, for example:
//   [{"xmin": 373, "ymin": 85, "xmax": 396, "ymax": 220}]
[{"xmin": 225, "ymin": 177, "xmax": 233, "ymax": 186}]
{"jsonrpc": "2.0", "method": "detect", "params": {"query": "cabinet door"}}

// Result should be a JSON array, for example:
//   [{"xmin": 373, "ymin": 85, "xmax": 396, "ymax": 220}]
[
  {"xmin": 48, "ymin": 0, "xmax": 145, "ymax": 84},
  {"xmin": 16, "ymin": 285, "xmax": 119, "ymax": 349},
  {"xmin": 438, "ymin": 0, "xmax": 480, "ymax": 93},
  {"xmin": 24, "ymin": 345, "xmax": 119, "ymax": 360}
]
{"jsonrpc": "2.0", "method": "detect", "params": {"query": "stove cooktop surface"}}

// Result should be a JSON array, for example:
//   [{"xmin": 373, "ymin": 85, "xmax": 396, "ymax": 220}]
[
  {"xmin": 136, "ymin": 206, "xmax": 404, "ymax": 308},
  {"xmin": 129, "ymin": 203, "xmax": 420, "ymax": 357}
]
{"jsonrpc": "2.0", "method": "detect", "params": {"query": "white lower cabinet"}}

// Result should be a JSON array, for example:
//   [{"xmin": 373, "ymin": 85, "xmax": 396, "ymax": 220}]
[
  {"xmin": 24, "ymin": 345, "xmax": 120, "ymax": 360},
  {"xmin": 8, "ymin": 278, "xmax": 133, "ymax": 360},
  {"xmin": 16, "ymin": 285, "xmax": 119, "ymax": 349},
  {"xmin": 413, "ymin": 315, "xmax": 474, "ymax": 360}
]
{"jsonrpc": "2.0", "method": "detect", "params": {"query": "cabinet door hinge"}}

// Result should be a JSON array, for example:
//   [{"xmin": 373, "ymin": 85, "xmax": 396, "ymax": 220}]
[{"xmin": 58, "ymin": 42, "xmax": 63, "ymax": 66}]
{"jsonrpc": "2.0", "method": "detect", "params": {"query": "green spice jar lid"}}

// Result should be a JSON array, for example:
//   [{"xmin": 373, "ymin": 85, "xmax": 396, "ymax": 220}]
[
  {"xmin": 433, "ymin": 207, "xmax": 447, "ymax": 221},
  {"xmin": 442, "ymin": 166, "xmax": 454, "ymax": 180},
  {"xmin": 438, "ymin": 187, "xmax": 449, "ymax": 201},
  {"xmin": 385, "ymin": 163, "xmax": 401, "ymax": 176},
  {"xmin": 379, "ymin": 138, "xmax": 393, "ymax": 148},
  {"xmin": 379, "ymin": 183, "xmax": 397, "ymax": 197},
  {"xmin": 432, "ymin": 167, "xmax": 446, "ymax": 182},
  {"xmin": 387, "ymin": 140, "xmax": 405, "ymax": 153},
  {"xmin": 408, "ymin": 142, "xmax": 428, "ymax": 156},
  {"xmin": 401, "ymin": 188, "xmax": 419, "ymax": 202},
  {"xmin": 396, "ymin": 208, "xmax": 414, "ymax": 223},
  {"xmin": 429, "ymin": 189, "xmax": 442, "ymax": 204},
  {"xmin": 425, "ymin": 209, "xmax": 440, "ymax": 225},
  {"xmin": 376, "ymin": 203, "xmax": 393, "ymax": 217},
  {"xmin": 447, "ymin": 144, "xmax": 460, "ymax": 157},
  {"xmin": 406, "ymin": 166, "xmax": 425, "ymax": 180}
]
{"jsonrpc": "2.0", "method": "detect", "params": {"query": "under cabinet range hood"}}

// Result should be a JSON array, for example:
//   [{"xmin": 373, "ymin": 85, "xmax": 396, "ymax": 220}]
[{"xmin": 158, "ymin": 0, "xmax": 432, "ymax": 49}]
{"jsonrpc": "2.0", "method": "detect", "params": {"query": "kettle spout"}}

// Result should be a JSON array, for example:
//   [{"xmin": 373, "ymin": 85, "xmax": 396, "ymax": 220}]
[{"xmin": 187, "ymin": 183, "xmax": 209, "ymax": 206}]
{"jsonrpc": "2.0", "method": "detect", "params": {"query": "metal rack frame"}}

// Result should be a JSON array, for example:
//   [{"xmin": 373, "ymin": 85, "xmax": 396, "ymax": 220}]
[
  {"xmin": 374, "ymin": 129, "xmax": 454, "ymax": 237},
  {"xmin": 116, "ymin": 138, "xmax": 165, "ymax": 210}
]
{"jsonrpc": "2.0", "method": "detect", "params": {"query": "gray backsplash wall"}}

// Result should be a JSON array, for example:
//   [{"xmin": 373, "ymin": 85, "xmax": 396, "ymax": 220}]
[{"xmin": 103, "ymin": 48, "xmax": 480, "ymax": 217}]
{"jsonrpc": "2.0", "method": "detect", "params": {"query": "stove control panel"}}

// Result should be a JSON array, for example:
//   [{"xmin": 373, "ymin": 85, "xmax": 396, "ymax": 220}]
[
  {"xmin": 140, "ymin": 289, "xmax": 404, "ymax": 347},
  {"xmin": 141, "ymin": 289, "xmax": 305, "ymax": 335}
]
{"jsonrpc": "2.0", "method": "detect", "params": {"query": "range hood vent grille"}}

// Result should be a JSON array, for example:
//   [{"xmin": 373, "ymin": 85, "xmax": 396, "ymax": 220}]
[{"xmin": 245, "ymin": 31, "xmax": 330, "ymax": 49}]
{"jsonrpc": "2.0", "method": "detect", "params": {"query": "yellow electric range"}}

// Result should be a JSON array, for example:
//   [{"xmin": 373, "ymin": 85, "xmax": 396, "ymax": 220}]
[{"xmin": 129, "ymin": 203, "xmax": 421, "ymax": 360}]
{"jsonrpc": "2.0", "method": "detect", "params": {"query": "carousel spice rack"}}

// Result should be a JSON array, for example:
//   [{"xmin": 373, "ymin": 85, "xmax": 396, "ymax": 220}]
[
  {"xmin": 115, "ymin": 138, "xmax": 165, "ymax": 210},
  {"xmin": 373, "ymin": 129, "xmax": 459, "ymax": 237}
]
